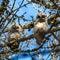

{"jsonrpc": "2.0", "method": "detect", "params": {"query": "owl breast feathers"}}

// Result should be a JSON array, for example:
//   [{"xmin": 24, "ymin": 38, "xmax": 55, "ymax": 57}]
[{"xmin": 8, "ymin": 24, "xmax": 23, "ymax": 41}]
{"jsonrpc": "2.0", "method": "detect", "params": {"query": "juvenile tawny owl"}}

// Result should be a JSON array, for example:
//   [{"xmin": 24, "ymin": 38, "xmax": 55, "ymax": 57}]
[
  {"xmin": 8, "ymin": 24, "xmax": 23, "ymax": 41},
  {"xmin": 34, "ymin": 12, "xmax": 48, "ymax": 45},
  {"xmin": 7, "ymin": 24, "xmax": 23, "ymax": 50}
]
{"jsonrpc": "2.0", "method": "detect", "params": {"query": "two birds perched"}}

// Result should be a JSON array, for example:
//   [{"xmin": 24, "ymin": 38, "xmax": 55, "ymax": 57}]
[{"xmin": 8, "ymin": 12, "xmax": 48, "ymax": 49}]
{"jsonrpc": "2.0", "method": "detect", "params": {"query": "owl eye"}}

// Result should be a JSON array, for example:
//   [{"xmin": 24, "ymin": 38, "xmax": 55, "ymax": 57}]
[
  {"xmin": 42, "ymin": 15, "xmax": 46, "ymax": 18},
  {"xmin": 37, "ymin": 15, "xmax": 40, "ymax": 18}
]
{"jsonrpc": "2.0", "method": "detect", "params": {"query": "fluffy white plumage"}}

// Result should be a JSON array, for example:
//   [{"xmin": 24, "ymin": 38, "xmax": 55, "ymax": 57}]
[{"xmin": 8, "ymin": 24, "xmax": 23, "ymax": 41}]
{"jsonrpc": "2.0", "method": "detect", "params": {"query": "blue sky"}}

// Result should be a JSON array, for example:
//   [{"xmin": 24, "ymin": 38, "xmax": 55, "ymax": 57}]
[
  {"xmin": 18, "ymin": 57, "xmax": 32, "ymax": 60},
  {"xmin": 0, "ymin": 0, "xmax": 2, "ymax": 4}
]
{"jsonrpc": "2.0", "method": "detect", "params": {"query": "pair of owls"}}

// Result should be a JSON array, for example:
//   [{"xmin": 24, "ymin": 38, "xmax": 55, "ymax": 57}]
[{"xmin": 8, "ymin": 12, "xmax": 48, "ymax": 46}]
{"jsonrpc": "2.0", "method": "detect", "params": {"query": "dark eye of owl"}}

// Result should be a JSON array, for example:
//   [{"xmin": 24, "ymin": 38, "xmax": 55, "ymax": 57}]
[
  {"xmin": 37, "ymin": 15, "xmax": 40, "ymax": 18},
  {"xmin": 42, "ymin": 15, "xmax": 46, "ymax": 18}
]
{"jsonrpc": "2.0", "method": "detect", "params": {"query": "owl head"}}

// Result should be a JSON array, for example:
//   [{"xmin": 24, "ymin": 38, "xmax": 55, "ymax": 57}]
[
  {"xmin": 36, "ymin": 12, "xmax": 47, "ymax": 23},
  {"xmin": 10, "ymin": 24, "xmax": 23, "ymax": 33}
]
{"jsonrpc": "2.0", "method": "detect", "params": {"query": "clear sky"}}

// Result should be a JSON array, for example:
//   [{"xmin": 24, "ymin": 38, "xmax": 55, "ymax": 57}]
[
  {"xmin": 18, "ymin": 57, "xmax": 32, "ymax": 60},
  {"xmin": 0, "ymin": 0, "xmax": 2, "ymax": 4}
]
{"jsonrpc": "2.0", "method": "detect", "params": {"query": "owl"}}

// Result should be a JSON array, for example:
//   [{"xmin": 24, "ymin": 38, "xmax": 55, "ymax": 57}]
[
  {"xmin": 7, "ymin": 24, "xmax": 23, "ymax": 50},
  {"xmin": 34, "ymin": 12, "xmax": 48, "ymax": 45}
]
